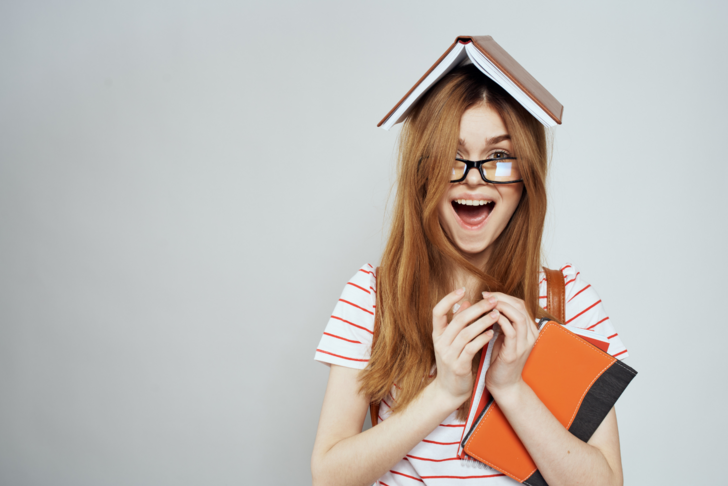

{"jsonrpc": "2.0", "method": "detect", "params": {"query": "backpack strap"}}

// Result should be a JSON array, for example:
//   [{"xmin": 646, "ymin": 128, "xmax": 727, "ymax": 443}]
[
  {"xmin": 369, "ymin": 267, "xmax": 565, "ymax": 426},
  {"xmin": 543, "ymin": 266, "xmax": 566, "ymax": 323}
]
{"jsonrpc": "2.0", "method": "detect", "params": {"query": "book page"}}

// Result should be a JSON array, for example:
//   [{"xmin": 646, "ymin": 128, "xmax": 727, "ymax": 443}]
[
  {"xmin": 464, "ymin": 43, "xmax": 557, "ymax": 128},
  {"xmin": 381, "ymin": 43, "xmax": 468, "ymax": 130}
]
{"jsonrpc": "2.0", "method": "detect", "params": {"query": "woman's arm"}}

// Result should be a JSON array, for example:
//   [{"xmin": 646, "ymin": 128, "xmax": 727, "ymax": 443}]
[
  {"xmin": 311, "ymin": 289, "xmax": 499, "ymax": 486},
  {"xmin": 495, "ymin": 385, "xmax": 623, "ymax": 486},
  {"xmin": 485, "ymin": 295, "xmax": 624, "ymax": 486},
  {"xmin": 310, "ymin": 365, "xmax": 458, "ymax": 486}
]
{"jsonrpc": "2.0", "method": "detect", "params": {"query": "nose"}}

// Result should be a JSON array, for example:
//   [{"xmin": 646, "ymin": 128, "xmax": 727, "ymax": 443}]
[{"xmin": 463, "ymin": 163, "xmax": 486, "ymax": 186}]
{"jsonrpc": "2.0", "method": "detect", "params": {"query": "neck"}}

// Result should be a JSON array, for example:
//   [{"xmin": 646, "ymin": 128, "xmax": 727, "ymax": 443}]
[{"xmin": 451, "ymin": 246, "xmax": 492, "ymax": 302}]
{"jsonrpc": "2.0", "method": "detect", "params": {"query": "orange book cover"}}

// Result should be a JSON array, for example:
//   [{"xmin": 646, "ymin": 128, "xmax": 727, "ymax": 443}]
[{"xmin": 461, "ymin": 321, "xmax": 636, "ymax": 486}]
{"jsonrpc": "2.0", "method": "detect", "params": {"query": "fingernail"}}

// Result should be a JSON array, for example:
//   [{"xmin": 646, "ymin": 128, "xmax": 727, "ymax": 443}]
[
  {"xmin": 490, "ymin": 310, "xmax": 499, "ymax": 318},
  {"xmin": 456, "ymin": 287, "xmax": 465, "ymax": 295},
  {"xmin": 453, "ymin": 303, "xmax": 460, "ymax": 313},
  {"xmin": 482, "ymin": 291, "xmax": 491, "ymax": 298}
]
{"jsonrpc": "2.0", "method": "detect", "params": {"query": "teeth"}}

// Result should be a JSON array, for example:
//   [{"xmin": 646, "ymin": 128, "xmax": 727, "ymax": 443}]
[{"xmin": 455, "ymin": 199, "xmax": 492, "ymax": 206}]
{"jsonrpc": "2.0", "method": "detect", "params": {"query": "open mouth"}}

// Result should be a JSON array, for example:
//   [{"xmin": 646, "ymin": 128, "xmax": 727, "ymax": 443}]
[{"xmin": 452, "ymin": 199, "xmax": 494, "ymax": 228}]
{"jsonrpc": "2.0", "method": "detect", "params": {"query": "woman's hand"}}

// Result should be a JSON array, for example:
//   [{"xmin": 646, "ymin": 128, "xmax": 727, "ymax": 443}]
[
  {"xmin": 482, "ymin": 292, "xmax": 540, "ymax": 399},
  {"xmin": 430, "ymin": 288, "xmax": 499, "ymax": 407}
]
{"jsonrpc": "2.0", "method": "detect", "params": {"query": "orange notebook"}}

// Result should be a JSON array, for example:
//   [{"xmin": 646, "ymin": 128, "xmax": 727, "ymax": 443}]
[{"xmin": 460, "ymin": 321, "xmax": 637, "ymax": 486}]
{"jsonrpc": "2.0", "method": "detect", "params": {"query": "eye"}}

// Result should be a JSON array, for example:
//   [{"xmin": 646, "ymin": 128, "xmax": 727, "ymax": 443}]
[{"xmin": 490, "ymin": 150, "xmax": 511, "ymax": 160}]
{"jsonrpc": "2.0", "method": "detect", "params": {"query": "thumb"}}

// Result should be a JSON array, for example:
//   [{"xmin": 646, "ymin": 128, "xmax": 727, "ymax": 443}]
[{"xmin": 432, "ymin": 287, "xmax": 465, "ymax": 337}]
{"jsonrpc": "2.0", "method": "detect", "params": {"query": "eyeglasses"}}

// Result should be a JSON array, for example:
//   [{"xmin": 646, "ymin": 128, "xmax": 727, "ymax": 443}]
[{"xmin": 451, "ymin": 157, "xmax": 522, "ymax": 184}]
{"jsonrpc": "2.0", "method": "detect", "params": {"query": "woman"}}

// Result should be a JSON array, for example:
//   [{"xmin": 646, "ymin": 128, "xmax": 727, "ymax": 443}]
[{"xmin": 311, "ymin": 65, "xmax": 629, "ymax": 486}]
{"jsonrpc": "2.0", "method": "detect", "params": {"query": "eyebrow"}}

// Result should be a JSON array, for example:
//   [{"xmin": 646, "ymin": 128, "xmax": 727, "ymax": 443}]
[
  {"xmin": 458, "ymin": 134, "xmax": 511, "ymax": 148},
  {"xmin": 487, "ymin": 134, "xmax": 511, "ymax": 145}
]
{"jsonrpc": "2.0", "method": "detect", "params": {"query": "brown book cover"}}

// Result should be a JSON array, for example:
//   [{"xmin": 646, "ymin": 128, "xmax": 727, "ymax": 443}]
[{"xmin": 378, "ymin": 36, "xmax": 564, "ymax": 129}]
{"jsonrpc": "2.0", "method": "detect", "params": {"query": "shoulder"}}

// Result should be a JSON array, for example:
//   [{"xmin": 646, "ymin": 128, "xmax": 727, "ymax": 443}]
[
  {"xmin": 313, "ymin": 264, "xmax": 378, "ymax": 369},
  {"xmin": 337, "ymin": 263, "xmax": 378, "ymax": 320},
  {"xmin": 346, "ymin": 263, "xmax": 378, "ymax": 294},
  {"xmin": 540, "ymin": 263, "xmax": 629, "ymax": 360}
]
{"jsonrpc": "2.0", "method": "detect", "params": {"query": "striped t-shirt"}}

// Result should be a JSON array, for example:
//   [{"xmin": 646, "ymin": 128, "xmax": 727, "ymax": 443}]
[{"xmin": 314, "ymin": 263, "xmax": 629, "ymax": 486}]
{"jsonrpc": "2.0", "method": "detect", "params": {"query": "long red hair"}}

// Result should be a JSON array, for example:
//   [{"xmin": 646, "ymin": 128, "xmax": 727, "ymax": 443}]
[{"xmin": 360, "ymin": 65, "xmax": 551, "ymax": 419}]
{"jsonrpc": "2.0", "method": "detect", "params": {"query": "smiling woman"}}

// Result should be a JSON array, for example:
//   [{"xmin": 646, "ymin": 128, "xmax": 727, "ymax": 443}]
[{"xmin": 311, "ymin": 64, "xmax": 628, "ymax": 486}]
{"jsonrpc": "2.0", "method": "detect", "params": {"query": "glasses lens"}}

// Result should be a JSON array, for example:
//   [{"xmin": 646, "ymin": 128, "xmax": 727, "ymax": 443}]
[
  {"xmin": 483, "ymin": 159, "xmax": 521, "ymax": 182},
  {"xmin": 451, "ymin": 159, "xmax": 467, "ymax": 181}
]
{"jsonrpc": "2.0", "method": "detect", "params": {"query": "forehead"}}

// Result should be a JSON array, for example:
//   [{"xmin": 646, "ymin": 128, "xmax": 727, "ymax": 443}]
[{"xmin": 457, "ymin": 104, "xmax": 510, "ymax": 150}]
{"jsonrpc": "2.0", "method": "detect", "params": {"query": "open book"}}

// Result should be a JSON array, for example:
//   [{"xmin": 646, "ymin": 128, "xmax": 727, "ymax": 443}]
[{"xmin": 378, "ymin": 36, "xmax": 563, "ymax": 130}]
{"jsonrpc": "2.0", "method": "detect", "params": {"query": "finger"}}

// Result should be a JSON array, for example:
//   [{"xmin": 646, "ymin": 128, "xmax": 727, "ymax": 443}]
[
  {"xmin": 500, "ymin": 300, "xmax": 537, "ymax": 347},
  {"xmin": 495, "ymin": 313, "xmax": 517, "ymax": 361},
  {"xmin": 485, "ymin": 292, "xmax": 540, "ymax": 340},
  {"xmin": 482, "ymin": 292, "xmax": 525, "ymax": 309},
  {"xmin": 459, "ymin": 329, "xmax": 496, "ymax": 363},
  {"xmin": 494, "ymin": 300, "xmax": 529, "ymax": 355},
  {"xmin": 432, "ymin": 288, "xmax": 466, "ymax": 337},
  {"xmin": 441, "ymin": 297, "xmax": 498, "ymax": 346},
  {"xmin": 483, "ymin": 293, "xmax": 532, "ymax": 336},
  {"xmin": 453, "ymin": 300, "xmax": 472, "ymax": 315},
  {"xmin": 451, "ymin": 309, "xmax": 500, "ymax": 353},
  {"xmin": 485, "ymin": 294, "xmax": 529, "ymax": 322}
]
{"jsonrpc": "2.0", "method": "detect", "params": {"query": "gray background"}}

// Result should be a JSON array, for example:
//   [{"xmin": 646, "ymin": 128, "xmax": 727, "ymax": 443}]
[{"xmin": 1, "ymin": 0, "xmax": 726, "ymax": 484}]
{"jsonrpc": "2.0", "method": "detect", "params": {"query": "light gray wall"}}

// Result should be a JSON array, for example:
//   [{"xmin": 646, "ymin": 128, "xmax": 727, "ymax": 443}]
[{"xmin": 1, "ymin": 0, "xmax": 726, "ymax": 484}]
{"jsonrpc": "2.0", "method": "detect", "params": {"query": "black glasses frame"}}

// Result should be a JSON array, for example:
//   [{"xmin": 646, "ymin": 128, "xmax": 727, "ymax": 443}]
[{"xmin": 451, "ymin": 157, "xmax": 523, "ymax": 184}]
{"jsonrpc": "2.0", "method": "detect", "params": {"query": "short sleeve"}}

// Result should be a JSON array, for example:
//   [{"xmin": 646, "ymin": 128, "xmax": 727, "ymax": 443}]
[
  {"xmin": 540, "ymin": 264, "xmax": 629, "ymax": 360},
  {"xmin": 314, "ymin": 264, "xmax": 377, "ymax": 369}
]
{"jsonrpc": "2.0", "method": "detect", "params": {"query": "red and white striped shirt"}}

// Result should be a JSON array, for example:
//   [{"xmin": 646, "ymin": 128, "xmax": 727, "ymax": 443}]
[{"xmin": 314, "ymin": 263, "xmax": 629, "ymax": 485}]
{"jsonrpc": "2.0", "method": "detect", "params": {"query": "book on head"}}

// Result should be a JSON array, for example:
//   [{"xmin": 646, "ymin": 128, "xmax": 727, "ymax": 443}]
[{"xmin": 378, "ymin": 35, "xmax": 563, "ymax": 130}]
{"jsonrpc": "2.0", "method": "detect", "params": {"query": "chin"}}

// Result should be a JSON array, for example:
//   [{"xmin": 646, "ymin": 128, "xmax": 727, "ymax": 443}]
[{"xmin": 454, "ymin": 239, "xmax": 491, "ymax": 259}]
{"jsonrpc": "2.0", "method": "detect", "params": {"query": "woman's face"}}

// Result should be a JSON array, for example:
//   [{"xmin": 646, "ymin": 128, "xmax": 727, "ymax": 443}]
[{"xmin": 437, "ymin": 103, "xmax": 524, "ymax": 265}]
